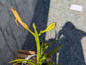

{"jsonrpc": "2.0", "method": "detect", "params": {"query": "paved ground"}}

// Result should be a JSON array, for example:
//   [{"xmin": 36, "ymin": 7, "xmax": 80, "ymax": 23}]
[{"xmin": 23, "ymin": 0, "xmax": 86, "ymax": 65}]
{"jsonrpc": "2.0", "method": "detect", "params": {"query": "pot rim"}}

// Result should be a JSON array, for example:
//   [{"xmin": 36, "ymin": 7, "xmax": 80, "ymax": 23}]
[{"xmin": 22, "ymin": 54, "xmax": 37, "ymax": 65}]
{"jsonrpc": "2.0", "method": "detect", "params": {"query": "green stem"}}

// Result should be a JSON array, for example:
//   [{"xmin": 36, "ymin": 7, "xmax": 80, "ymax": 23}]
[{"xmin": 35, "ymin": 35, "xmax": 40, "ymax": 64}]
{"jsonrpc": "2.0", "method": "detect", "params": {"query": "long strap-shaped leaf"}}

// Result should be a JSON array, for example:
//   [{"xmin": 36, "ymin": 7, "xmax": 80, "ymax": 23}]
[
  {"xmin": 9, "ymin": 59, "xmax": 35, "ymax": 65},
  {"xmin": 40, "ymin": 44, "xmax": 64, "ymax": 62},
  {"xmin": 41, "ymin": 39, "xmax": 60, "ymax": 56},
  {"xmin": 9, "ymin": 59, "xmax": 30, "ymax": 63},
  {"xmin": 40, "ymin": 40, "xmax": 44, "ymax": 57},
  {"xmin": 46, "ymin": 44, "xmax": 64, "ymax": 58}
]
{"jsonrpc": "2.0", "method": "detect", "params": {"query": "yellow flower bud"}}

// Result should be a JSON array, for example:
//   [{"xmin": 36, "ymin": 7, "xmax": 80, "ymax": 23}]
[
  {"xmin": 11, "ymin": 7, "xmax": 34, "ymax": 35},
  {"xmin": 42, "ymin": 22, "xmax": 56, "ymax": 33}
]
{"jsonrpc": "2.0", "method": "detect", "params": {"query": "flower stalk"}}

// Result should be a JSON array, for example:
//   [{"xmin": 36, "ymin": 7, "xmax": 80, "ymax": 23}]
[{"xmin": 10, "ymin": 7, "xmax": 62, "ymax": 65}]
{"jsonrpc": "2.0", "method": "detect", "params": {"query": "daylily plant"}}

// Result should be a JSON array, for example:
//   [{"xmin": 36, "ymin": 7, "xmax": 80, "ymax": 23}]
[{"xmin": 9, "ymin": 7, "xmax": 63, "ymax": 65}]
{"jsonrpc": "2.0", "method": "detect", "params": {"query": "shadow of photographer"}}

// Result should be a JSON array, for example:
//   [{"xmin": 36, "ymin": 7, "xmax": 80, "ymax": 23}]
[{"xmin": 58, "ymin": 21, "xmax": 86, "ymax": 65}]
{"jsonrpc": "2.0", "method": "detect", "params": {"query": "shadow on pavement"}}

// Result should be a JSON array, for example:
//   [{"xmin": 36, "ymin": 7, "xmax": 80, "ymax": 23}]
[
  {"xmin": 22, "ymin": 1, "xmax": 86, "ymax": 64},
  {"xmin": 58, "ymin": 21, "xmax": 86, "ymax": 65},
  {"xmin": 22, "ymin": 0, "xmax": 50, "ymax": 51}
]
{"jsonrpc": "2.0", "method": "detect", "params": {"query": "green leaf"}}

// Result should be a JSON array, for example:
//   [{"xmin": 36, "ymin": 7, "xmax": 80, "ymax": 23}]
[
  {"xmin": 40, "ymin": 43, "xmax": 63, "ymax": 64},
  {"xmin": 40, "ymin": 40, "xmax": 44, "ymax": 57},
  {"xmin": 43, "ymin": 39, "xmax": 60, "ymax": 48},
  {"xmin": 23, "ymin": 61, "xmax": 35, "ymax": 65},
  {"xmin": 42, "ymin": 39, "xmax": 60, "ymax": 55},
  {"xmin": 9, "ymin": 59, "xmax": 29, "ymax": 63},
  {"xmin": 13, "ymin": 62, "xmax": 21, "ymax": 65},
  {"xmin": 46, "ymin": 44, "xmax": 64, "ymax": 58},
  {"xmin": 40, "ymin": 55, "xmax": 47, "ymax": 64},
  {"xmin": 9, "ymin": 59, "xmax": 35, "ymax": 65}
]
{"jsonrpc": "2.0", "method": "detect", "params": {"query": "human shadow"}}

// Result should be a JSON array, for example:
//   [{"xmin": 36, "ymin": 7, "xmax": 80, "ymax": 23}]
[
  {"xmin": 22, "ymin": 0, "xmax": 50, "ymax": 51},
  {"xmin": 58, "ymin": 22, "xmax": 86, "ymax": 65}
]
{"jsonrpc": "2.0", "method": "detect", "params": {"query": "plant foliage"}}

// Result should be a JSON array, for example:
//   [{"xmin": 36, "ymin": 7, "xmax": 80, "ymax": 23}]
[{"xmin": 9, "ymin": 7, "xmax": 64, "ymax": 65}]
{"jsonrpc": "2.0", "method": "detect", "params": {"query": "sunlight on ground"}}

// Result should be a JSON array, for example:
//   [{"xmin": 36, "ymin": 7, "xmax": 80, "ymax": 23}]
[
  {"xmin": 81, "ymin": 36, "xmax": 86, "ymax": 63},
  {"xmin": 56, "ymin": 53, "xmax": 59, "ymax": 64},
  {"xmin": 45, "ymin": 0, "xmax": 58, "ymax": 40},
  {"xmin": 45, "ymin": 0, "xmax": 86, "ymax": 64}
]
